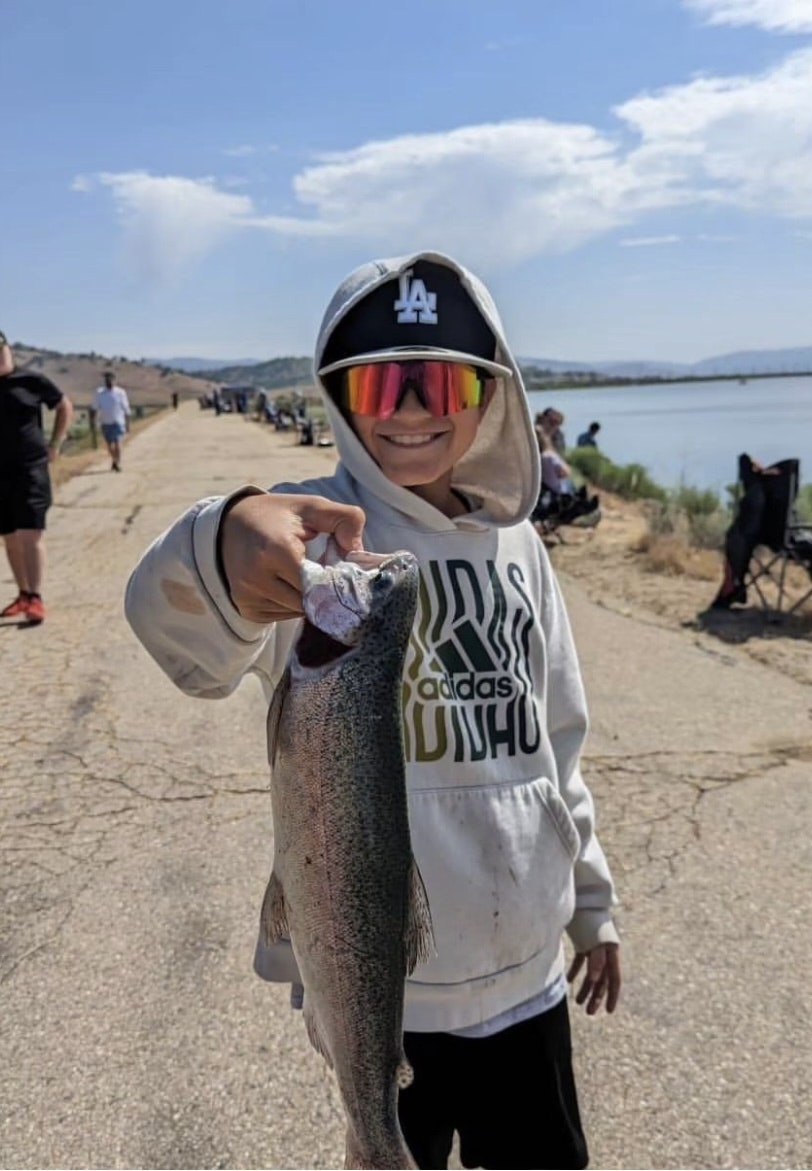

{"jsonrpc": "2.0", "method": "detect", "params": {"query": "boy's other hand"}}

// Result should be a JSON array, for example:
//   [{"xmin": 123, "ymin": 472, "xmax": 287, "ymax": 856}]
[
  {"xmin": 219, "ymin": 492, "xmax": 366, "ymax": 624},
  {"xmin": 567, "ymin": 943, "xmax": 621, "ymax": 1015}
]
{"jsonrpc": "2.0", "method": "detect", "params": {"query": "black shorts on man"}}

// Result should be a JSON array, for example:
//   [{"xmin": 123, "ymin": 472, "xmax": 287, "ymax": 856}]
[{"xmin": 0, "ymin": 460, "xmax": 53, "ymax": 533}]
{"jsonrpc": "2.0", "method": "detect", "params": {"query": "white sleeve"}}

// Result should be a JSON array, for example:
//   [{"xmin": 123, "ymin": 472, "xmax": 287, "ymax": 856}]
[
  {"xmin": 124, "ymin": 486, "xmax": 293, "ymax": 699},
  {"xmin": 539, "ymin": 548, "xmax": 620, "ymax": 953}
]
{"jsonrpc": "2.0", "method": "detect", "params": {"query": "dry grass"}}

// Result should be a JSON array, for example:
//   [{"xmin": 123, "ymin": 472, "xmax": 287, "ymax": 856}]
[{"xmin": 632, "ymin": 531, "xmax": 722, "ymax": 580}]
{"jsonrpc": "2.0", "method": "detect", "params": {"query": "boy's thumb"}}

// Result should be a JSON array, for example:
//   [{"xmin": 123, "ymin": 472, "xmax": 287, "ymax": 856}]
[{"xmin": 303, "ymin": 499, "xmax": 366, "ymax": 554}]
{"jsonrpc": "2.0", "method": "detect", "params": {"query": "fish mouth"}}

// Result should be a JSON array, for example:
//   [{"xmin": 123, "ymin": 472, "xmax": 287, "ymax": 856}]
[{"xmin": 296, "ymin": 622, "xmax": 355, "ymax": 669}]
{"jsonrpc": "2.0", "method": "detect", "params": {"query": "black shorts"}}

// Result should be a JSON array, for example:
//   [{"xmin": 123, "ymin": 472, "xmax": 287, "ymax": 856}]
[
  {"xmin": 399, "ymin": 997, "xmax": 588, "ymax": 1170},
  {"xmin": 0, "ymin": 461, "xmax": 52, "ymax": 534}
]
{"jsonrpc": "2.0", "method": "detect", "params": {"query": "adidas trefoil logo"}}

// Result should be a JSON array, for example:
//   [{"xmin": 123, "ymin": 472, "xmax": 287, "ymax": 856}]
[{"xmin": 393, "ymin": 270, "xmax": 438, "ymax": 325}]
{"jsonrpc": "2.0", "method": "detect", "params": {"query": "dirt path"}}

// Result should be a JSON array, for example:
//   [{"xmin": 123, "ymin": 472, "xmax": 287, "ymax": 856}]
[{"xmin": 1, "ymin": 404, "xmax": 809, "ymax": 1169}]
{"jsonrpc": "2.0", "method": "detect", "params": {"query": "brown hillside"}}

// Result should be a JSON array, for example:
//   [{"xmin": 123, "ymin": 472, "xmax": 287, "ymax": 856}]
[{"xmin": 12, "ymin": 345, "xmax": 217, "ymax": 409}]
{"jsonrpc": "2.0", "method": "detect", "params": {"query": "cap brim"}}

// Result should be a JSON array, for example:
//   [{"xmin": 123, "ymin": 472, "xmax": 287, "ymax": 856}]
[{"xmin": 318, "ymin": 347, "xmax": 513, "ymax": 380}]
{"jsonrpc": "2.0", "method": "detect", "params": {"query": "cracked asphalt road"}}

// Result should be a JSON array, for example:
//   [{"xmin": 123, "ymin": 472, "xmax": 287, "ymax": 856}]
[{"xmin": 1, "ymin": 405, "xmax": 810, "ymax": 1170}]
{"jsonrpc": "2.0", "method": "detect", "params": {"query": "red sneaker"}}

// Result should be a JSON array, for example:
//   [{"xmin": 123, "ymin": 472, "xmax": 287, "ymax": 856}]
[
  {"xmin": 25, "ymin": 596, "xmax": 46, "ymax": 624},
  {"xmin": 1, "ymin": 593, "xmax": 30, "ymax": 618}
]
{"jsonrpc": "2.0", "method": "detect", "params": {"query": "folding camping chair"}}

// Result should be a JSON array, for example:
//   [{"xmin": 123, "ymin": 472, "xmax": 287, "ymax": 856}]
[
  {"xmin": 711, "ymin": 454, "xmax": 812, "ymax": 619},
  {"xmin": 747, "ymin": 462, "xmax": 812, "ymax": 619}
]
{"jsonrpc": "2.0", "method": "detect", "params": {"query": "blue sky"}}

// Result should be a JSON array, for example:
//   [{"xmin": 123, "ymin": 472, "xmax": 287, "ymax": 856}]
[{"xmin": 4, "ymin": 0, "xmax": 812, "ymax": 363}]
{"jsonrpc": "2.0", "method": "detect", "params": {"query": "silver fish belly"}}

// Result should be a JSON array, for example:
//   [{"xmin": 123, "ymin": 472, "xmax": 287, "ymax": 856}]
[{"xmin": 261, "ymin": 551, "xmax": 434, "ymax": 1171}]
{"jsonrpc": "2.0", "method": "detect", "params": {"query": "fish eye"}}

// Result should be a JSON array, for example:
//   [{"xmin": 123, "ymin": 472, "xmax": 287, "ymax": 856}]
[{"xmin": 373, "ymin": 569, "xmax": 394, "ymax": 592}]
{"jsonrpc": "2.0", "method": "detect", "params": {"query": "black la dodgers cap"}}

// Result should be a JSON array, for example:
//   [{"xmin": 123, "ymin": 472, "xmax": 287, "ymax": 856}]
[{"xmin": 317, "ymin": 260, "xmax": 512, "ymax": 379}]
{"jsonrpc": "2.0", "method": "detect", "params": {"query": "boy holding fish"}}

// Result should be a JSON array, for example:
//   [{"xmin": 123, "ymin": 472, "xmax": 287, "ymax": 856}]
[{"xmin": 126, "ymin": 252, "xmax": 621, "ymax": 1169}]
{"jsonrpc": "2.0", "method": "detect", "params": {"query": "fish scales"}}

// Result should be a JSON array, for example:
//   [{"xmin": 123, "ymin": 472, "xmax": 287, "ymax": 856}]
[{"xmin": 261, "ymin": 551, "xmax": 433, "ymax": 1171}]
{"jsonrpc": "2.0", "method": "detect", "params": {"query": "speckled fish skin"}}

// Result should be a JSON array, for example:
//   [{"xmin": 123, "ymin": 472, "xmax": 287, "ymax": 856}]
[{"xmin": 261, "ymin": 551, "xmax": 433, "ymax": 1171}]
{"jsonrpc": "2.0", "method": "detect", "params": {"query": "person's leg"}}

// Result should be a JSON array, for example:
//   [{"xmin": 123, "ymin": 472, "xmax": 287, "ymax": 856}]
[
  {"xmin": 452, "ymin": 1002, "xmax": 589, "ymax": 1170},
  {"xmin": 3, "ymin": 531, "xmax": 29, "ymax": 593},
  {"xmin": 0, "ymin": 530, "xmax": 36, "ymax": 617},
  {"xmin": 13, "ymin": 529, "xmax": 45, "ymax": 597},
  {"xmin": 399, "ymin": 1032, "xmax": 457, "ymax": 1170}
]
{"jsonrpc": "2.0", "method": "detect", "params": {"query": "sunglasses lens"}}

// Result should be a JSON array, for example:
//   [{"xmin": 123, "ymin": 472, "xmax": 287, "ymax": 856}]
[{"xmin": 342, "ymin": 362, "xmax": 484, "ymax": 418}]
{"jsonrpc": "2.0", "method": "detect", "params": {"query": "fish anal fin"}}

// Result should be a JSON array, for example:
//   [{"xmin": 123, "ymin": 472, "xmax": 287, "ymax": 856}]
[
  {"xmin": 405, "ymin": 857, "xmax": 435, "ymax": 973},
  {"xmin": 303, "ymin": 998, "xmax": 333, "ymax": 1069},
  {"xmin": 259, "ymin": 870, "xmax": 288, "ymax": 946}
]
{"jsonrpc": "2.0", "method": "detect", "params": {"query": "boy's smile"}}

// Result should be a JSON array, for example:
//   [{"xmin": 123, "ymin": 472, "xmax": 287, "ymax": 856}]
[{"xmin": 350, "ymin": 388, "xmax": 487, "ymax": 515}]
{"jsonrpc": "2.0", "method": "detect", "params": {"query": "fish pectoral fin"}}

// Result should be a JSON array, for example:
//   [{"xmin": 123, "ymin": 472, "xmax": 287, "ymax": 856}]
[
  {"xmin": 259, "ymin": 870, "xmax": 289, "ymax": 946},
  {"xmin": 266, "ymin": 666, "xmax": 292, "ymax": 766},
  {"xmin": 303, "ymin": 999, "xmax": 334, "ymax": 1070},
  {"xmin": 405, "ymin": 857, "xmax": 436, "ymax": 973}
]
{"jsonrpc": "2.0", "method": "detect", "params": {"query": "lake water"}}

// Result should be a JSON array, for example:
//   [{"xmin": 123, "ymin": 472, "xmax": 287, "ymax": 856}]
[{"xmin": 526, "ymin": 375, "xmax": 812, "ymax": 495}]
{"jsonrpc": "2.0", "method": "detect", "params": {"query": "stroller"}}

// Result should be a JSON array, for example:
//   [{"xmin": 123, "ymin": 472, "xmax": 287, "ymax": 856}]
[{"xmin": 710, "ymin": 454, "xmax": 812, "ymax": 618}]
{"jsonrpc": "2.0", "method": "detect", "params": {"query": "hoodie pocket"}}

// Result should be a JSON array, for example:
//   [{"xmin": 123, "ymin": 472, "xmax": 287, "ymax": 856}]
[{"xmin": 408, "ymin": 776, "xmax": 580, "ymax": 986}]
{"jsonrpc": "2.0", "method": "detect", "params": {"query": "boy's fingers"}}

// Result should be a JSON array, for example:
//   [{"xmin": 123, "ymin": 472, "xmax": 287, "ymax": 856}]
[
  {"xmin": 566, "ymin": 953, "xmax": 585, "ymax": 984},
  {"xmin": 605, "ymin": 946, "xmax": 622, "ymax": 1013},
  {"xmin": 296, "ymin": 498, "xmax": 366, "ymax": 553}
]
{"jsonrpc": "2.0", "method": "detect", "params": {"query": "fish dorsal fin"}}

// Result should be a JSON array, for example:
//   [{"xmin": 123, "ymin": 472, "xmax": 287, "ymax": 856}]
[{"xmin": 267, "ymin": 665, "xmax": 292, "ymax": 766}]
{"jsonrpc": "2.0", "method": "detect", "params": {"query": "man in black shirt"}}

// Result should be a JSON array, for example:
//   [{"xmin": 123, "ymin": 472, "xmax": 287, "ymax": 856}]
[{"xmin": 0, "ymin": 331, "xmax": 73, "ymax": 624}]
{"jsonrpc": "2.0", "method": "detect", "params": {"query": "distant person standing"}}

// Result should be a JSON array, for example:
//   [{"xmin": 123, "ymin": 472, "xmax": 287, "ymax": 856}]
[
  {"xmin": 0, "ymin": 330, "xmax": 74, "ymax": 625},
  {"xmin": 577, "ymin": 422, "xmax": 601, "ymax": 448},
  {"xmin": 94, "ymin": 370, "xmax": 131, "ymax": 471}
]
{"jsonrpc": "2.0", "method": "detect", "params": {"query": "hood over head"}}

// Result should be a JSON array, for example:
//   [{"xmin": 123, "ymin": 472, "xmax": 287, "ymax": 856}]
[{"xmin": 313, "ymin": 252, "xmax": 540, "ymax": 528}]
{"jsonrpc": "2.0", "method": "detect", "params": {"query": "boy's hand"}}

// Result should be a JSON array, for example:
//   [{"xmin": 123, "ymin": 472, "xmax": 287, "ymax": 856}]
[
  {"xmin": 567, "ymin": 943, "xmax": 621, "ymax": 1015},
  {"xmin": 219, "ymin": 492, "xmax": 366, "ymax": 624}
]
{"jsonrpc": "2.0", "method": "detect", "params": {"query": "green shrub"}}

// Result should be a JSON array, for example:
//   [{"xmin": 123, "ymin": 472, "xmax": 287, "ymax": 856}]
[
  {"xmin": 567, "ymin": 447, "xmax": 667, "ymax": 502},
  {"xmin": 673, "ymin": 484, "xmax": 721, "ymax": 518},
  {"xmin": 686, "ymin": 508, "xmax": 730, "ymax": 550},
  {"xmin": 797, "ymin": 484, "xmax": 812, "ymax": 523}
]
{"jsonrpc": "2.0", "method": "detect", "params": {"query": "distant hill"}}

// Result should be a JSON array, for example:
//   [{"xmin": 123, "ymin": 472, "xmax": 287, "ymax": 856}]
[
  {"xmin": 689, "ymin": 347, "xmax": 812, "ymax": 377},
  {"xmin": 520, "ymin": 346, "xmax": 812, "ymax": 380},
  {"xmin": 145, "ymin": 356, "xmax": 262, "ymax": 373},
  {"xmin": 198, "ymin": 356, "xmax": 314, "ymax": 390},
  {"xmin": 10, "ymin": 345, "xmax": 217, "ymax": 408}
]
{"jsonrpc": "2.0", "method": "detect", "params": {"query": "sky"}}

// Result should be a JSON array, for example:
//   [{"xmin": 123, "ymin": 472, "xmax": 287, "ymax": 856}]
[{"xmin": 3, "ymin": 0, "xmax": 812, "ymax": 364}]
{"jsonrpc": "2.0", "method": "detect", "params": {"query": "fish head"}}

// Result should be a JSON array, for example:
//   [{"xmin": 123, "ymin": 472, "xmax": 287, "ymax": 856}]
[{"xmin": 297, "ymin": 551, "xmax": 419, "ymax": 664}]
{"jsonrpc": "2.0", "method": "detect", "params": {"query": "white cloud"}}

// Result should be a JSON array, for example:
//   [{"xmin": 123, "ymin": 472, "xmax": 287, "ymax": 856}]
[
  {"xmin": 71, "ymin": 174, "xmax": 93, "ymax": 192},
  {"xmin": 683, "ymin": 0, "xmax": 812, "ymax": 32},
  {"xmin": 616, "ymin": 48, "xmax": 812, "ymax": 218},
  {"xmin": 84, "ymin": 47, "xmax": 812, "ymax": 281},
  {"xmin": 96, "ymin": 172, "xmax": 255, "ymax": 283},
  {"xmin": 620, "ymin": 235, "xmax": 681, "ymax": 246}
]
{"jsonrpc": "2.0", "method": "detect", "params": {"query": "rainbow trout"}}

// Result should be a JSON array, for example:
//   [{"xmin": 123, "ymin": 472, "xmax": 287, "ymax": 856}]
[{"xmin": 260, "ymin": 549, "xmax": 434, "ymax": 1171}]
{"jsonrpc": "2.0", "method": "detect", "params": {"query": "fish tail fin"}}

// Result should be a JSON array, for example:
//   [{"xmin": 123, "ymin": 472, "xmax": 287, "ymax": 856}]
[
  {"xmin": 259, "ymin": 870, "xmax": 288, "ymax": 947},
  {"xmin": 303, "ymin": 998, "xmax": 333, "ymax": 1069},
  {"xmin": 405, "ymin": 857, "xmax": 435, "ymax": 973}
]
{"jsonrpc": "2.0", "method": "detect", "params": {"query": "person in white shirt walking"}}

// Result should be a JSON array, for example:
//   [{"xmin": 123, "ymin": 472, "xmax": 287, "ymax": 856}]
[{"xmin": 94, "ymin": 371, "xmax": 131, "ymax": 471}]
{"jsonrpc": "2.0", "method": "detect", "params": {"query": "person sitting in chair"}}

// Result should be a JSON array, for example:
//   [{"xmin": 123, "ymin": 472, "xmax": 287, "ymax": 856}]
[{"xmin": 531, "ymin": 431, "xmax": 599, "ymax": 533}]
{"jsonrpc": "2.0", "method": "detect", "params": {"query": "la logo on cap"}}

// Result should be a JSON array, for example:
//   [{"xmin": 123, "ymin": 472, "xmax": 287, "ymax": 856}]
[{"xmin": 393, "ymin": 270, "xmax": 438, "ymax": 325}]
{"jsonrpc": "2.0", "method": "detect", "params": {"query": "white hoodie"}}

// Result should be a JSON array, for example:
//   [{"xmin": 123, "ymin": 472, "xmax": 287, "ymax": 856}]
[{"xmin": 124, "ymin": 251, "xmax": 619, "ymax": 1033}]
